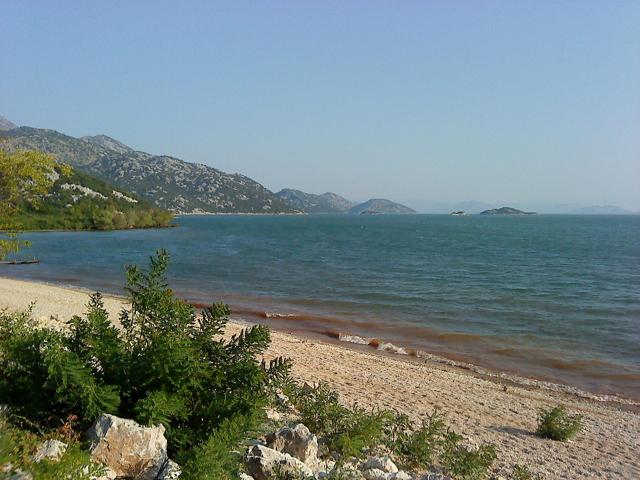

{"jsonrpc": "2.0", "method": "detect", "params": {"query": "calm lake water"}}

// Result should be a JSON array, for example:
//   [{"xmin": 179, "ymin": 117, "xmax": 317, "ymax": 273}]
[{"xmin": 3, "ymin": 214, "xmax": 639, "ymax": 399}]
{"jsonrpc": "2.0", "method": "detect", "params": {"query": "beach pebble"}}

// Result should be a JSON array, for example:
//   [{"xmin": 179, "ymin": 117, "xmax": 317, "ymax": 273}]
[
  {"xmin": 32, "ymin": 439, "xmax": 67, "ymax": 463},
  {"xmin": 265, "ymin": 423, "xmax": 318, "ymax": 465},
  {"xmin": 245, "ymin": 444, "xmax": 314, "ymax": 480},
  {"xmin": 363, "ymin": 456, "xmax": 398, "ymax": 473},
  {"xmin": 87, "ymin": 414, "xmax": 168, "ymax": 480},
  {"xmin": 157, "ymin": 459, "xmax": 182, "ymax": 479},
  {"xmin": 363, "ymin": 468, "xmax": 390, "ymax": 480}
]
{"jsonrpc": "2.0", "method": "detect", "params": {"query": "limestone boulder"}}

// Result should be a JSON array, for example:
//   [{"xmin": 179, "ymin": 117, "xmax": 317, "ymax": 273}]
[
  {"xmin": 265, "ymin": 423, "xmax": 318, "ymax": 464},
  {"xmin": 86, "ymin": 414, "xmax": 168, "ymax": 480},
  {"xmin": 245, "ymin": 445, "xmax": 314, "ymax": 480},
  {"xmin": 32, "ymin": 439, "xmax": 67, "ymax": 463}
]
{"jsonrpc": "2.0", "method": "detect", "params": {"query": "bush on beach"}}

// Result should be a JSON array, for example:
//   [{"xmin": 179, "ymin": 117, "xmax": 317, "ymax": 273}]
[
  {"xmin": 0, "ymin": 249, "xmax": 290, "ymax": 478},
  {"xmin": 536, "ymin": 405, "xmax": 582, "ymax": 442}
]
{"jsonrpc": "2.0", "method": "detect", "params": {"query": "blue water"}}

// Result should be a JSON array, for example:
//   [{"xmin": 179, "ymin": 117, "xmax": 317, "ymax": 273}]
[{"xmin": 2, "ymin": 215, "xmax": 639, "ymax": 398}]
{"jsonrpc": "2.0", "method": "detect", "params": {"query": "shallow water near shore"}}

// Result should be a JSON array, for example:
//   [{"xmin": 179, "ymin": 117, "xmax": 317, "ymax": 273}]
[{"xmin": 3, "ymin": 214, "xmax": 639, "ymax": 399}]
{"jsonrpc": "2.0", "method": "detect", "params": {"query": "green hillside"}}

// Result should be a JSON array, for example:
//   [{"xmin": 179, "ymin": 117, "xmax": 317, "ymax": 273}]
[{"xmin": 15, "ymin": 166, "xmax": 174, "ymax": 230}]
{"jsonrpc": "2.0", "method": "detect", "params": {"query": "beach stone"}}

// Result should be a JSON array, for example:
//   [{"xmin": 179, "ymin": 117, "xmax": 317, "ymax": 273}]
[
  {"xmin": 363, "ymin": 456, "xmax": 398, "ymax": 473},
  {"xmin": 157, "ymin": 459, "xmax": 182, "ymax": 479},
  {"xmin": 390, "ymin": 472, "xmax": 412, "ymax": 480},
  {"xmin": 265, "ymin": 423, "xmax": 318, "ymax": 464},
  {"xmin": 363, "ymin": 468, "xmax": 389, "ymax": 480},
  {"xmin": 265, "ymin": 408, "xmax": 281, "ymax": 421},
  {"xmin": 1, "ymin": 464, "xmax": 33, "ymax": 480},
  {"xmin": 87, "ymin": 413, "xmax": 168, "ymax": 480},
  {"xmin": 245, "ymin": 445, "xmax": 314, "ymax": 480},
  {"xmin": 32, "ymin": 439, "xmax": 67, "ymax": 462}
]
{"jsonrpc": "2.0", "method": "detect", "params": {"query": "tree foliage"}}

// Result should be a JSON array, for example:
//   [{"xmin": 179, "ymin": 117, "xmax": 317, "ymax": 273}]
[
  {"xmin": 0, "ymin": 250, "xmax": 290, "ymax": 478},
  {"xmin": 0, "ymin": 147, "xmax": 69, "ymax": 259}
]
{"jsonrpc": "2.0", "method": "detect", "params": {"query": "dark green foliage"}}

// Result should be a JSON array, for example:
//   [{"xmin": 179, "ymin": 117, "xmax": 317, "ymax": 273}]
[
  {"xmin": 536, "ymin": 406, "xmax": 582, "ymax": 442},
  {"xmin": 0, "ymin": 250, "xmax": 290, "ymax": 478},
  {"xmin": 13, "ymin": 165, "xmax": 173, "ymax": 231},
  {"xmin": 180, "ymin": 411, "xmax": 261, "ymax": 480}
]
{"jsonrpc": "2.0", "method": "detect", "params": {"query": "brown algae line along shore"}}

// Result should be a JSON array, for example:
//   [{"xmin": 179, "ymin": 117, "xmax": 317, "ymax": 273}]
[
  {"xmin": 1, "ymin": 275, "xmax": 637, "ymax": 408},
  {"xmin": 1, "ymin": 276, "xmax": 640, "ymax": 478}
]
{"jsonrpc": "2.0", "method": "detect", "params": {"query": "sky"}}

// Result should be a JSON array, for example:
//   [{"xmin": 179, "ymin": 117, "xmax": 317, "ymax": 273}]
[{"xmin": 2, "ymin": 1, "xmax": 639, "ymax": 212}]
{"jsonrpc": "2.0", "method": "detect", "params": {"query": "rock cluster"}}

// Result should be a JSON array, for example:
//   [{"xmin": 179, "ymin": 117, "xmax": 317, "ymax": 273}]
[
  {"xmin": 243, "ymin": 422, "xmax": 415, "ymax": 480},
  {"xmin": 13, "ymin": 408, "xmax": 421, "ymax": 480}
]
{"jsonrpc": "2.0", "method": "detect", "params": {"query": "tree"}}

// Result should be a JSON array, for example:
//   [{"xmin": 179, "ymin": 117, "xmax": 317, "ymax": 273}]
[{"xmin": 0, "ymin": 148, "xmax": 69, "ymax": 259}]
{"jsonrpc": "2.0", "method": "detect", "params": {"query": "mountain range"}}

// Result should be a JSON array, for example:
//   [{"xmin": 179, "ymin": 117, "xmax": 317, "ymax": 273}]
[
  {"xmin": 274, "ymin": 189, "xmax": 415, "ymax": 214},
  {"xmin": 0, "ymin": 115, "xmax": 413, "ymax": 215}
]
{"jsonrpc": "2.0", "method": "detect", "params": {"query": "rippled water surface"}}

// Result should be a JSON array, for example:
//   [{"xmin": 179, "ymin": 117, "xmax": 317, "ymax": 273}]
[{"xmin": 3, "ymin": 215, "xmax": 639, "ymax": 398}]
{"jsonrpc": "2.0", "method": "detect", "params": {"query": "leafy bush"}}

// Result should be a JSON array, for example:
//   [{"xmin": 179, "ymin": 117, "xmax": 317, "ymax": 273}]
[
  {"xmin": 441, "ymin": 433, "xmax": 497, "ymax": 480},
  {"xmin": 536, "ymin": 406, "xmax": 582, "ymax": 441},
  {"xmin": 511, "ymin": 464, "xmax": 539, "ymax": 480},
  {"xmin": 0, "ymin": 250, "xmax": 290, "ymax": 478},
  {"xmin": 386, "ymin": 409, "xmax": 448, "ymax": 469},
  {"xmin": 284, "ymin": 382, "xmax": 391, "ymax": 460}
]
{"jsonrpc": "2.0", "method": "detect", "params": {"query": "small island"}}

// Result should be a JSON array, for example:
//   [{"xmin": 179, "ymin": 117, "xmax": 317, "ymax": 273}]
[
  {"xmin": 450, "ymin": 211, "xmax": 466, "ymax": 216},
  {"xmin": 479, "ymin": 207, "xmax": 535, "ymax": 215}
]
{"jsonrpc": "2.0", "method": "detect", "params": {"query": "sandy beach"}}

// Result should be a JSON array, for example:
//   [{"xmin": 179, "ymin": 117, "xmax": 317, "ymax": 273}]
[{"xmin": 1, "ymin": 276, "xmax": 639, "ymax": 479}]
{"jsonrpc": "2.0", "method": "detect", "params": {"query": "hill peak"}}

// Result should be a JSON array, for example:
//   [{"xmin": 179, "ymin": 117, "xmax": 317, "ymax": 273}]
[{"xmin": 0, "ymin": 115, "xmax": 17, "ymax": 131}]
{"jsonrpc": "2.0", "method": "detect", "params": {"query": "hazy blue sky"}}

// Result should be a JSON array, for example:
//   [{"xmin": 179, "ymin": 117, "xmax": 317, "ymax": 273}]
[{"xmin": 2, "ymin": 1, "xmax": 639, "ymax": 211}]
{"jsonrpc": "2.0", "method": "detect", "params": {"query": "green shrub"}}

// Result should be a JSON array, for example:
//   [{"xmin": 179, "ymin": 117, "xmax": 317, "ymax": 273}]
[
  {"xmin": 441, "ymin": 431, "xmax": 497, "ymax": 480},
  {"xmin": 386, "ymin": 409, "xmax": 448, "ymax": 469},
  {"xmin": 511, "ymin": 464, "xmax": 539, "ymax": 480},
  {"xmin": 283, "ymin": 382, "xmax": 391, "ymax": 460},
  {"xmin": 0, "ymin": 250, "xmax": 290, "ymax": 478},
  {"xmin": 536, "ymin": 406, "xmax": 582, "ymax": 441}
]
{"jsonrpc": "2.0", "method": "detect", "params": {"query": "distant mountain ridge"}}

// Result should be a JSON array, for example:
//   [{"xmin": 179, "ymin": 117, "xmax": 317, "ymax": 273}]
[
  {"xmin": 0, "ymin": 122, "xmax": 298, "ymax": 214},
  {"xmin": 276, "ymin": 189, "xmax": 415, "ymax": 214},
  {"xmin": 0, "ymin": 115, "xmax": 17, "ymax": 131},
  {"xmin": 276, "ymin": 189, "xmax": 354, "ymax": 213}
]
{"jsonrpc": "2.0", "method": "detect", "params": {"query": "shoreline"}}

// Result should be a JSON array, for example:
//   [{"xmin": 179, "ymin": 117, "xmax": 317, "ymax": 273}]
[
  {"xmin": 1, "ymin": 274, "xmax": 638, "ymax": 407},
  {"xmin": 1, "ymin": 277, "xmax": 640, "ymax": 477}
]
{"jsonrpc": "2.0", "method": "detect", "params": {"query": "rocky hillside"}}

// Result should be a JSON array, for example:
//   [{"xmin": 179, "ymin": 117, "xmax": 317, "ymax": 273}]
[
  {"xmin": 349, "ymin": 198, "xmax": 416, "ymax": 214},
  {"xmin": 15, "ymin": 166, "xmax": 173, "ymax": 230},
  {"xmin": 0, "ymin": 121, "xmax": 298, "ymax": 214},
  {"xmin": 276, "ymin": 189, "xmax": 354, "ymax": 213},
  {"xmin": 0, "ymin": 115, "xmax": 17, "ymax": 131}
]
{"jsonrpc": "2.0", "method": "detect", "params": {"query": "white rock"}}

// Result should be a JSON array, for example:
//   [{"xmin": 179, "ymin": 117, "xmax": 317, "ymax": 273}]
[
  {"xmin": 265, "ymin": 408, "xmax": 281, "ymax": 421},
  {"xmin": 265, "ymin": 423, "xmax": 318, "ymax": 465},
  {"xmin": 87, "ymin": 413, "xmax": 168, "ymax": 480},
  {"xmin": 363, "ymin": 456, "xmax": 398, "ymax": 473},
  {"xmin": 363, "ymin": 468, "xmax": 389, "ymax": 480},
  {"xmin": 245, "ymin": 445, "xmax": 314, "ymax": 480},
  {"xmin": 390, "ymin": 472, "xmax": 413, "ymax": 480},
  {"xmin": 239, "ymin": 474, "xmax": 255, "ymax": 480},
  {"xmin": 32, "ymin": 439, "xmax": 67, "ymax": 462},
  {"xmin": 158, "ymin": 459, "xmax": 181, "ymax": 479}
]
